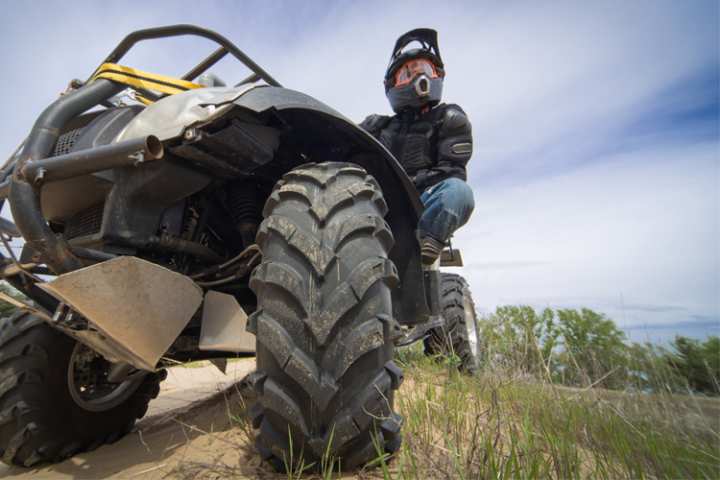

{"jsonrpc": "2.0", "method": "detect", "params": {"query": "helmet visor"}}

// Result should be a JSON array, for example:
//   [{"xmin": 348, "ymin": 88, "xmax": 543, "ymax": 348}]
[{"xmin": 393, "ymin": 59, "xmax": 439, "ymax": 87}]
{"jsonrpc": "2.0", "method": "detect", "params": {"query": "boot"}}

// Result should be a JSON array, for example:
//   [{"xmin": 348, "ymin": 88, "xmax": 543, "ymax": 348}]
[{"xmin": 420, "ymin": 236, "xmax": 445, "ymax": 266}]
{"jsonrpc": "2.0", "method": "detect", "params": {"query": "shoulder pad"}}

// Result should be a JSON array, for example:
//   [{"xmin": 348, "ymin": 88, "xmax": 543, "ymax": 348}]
[
  {"xmin": 359, "ymin": 114, "xmax": 391, "ymax": 134},
  {"xmin": 438, "ymin": 104, "xmax": 471, "ymax": 136}
]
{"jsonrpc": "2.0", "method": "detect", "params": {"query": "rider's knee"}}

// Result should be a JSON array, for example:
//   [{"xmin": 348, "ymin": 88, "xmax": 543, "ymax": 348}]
[{"xmin": 442, "ymin": 178, "xmax": 475, "ymax": 220}]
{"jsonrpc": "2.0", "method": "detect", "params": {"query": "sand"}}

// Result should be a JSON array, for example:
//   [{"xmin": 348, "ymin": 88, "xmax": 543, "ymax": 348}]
[{"xmin": 0, "ymin": 359, "xmax": 266, "ymax": 479}]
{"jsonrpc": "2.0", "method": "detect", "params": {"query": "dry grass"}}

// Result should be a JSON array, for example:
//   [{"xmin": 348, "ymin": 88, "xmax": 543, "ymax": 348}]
[
  {"xmin": 164, "ymin": 348, "xmax": 719, "ymax": 479},
  {"xmin": 389, "ymin": 347, "xmax": 720, "ymax": 479}
]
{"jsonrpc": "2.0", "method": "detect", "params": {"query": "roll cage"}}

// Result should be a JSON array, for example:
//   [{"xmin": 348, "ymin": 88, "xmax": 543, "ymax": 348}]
[{"xmin": 90, "ymin": 24, "xmax": 283, "ymax": 89}]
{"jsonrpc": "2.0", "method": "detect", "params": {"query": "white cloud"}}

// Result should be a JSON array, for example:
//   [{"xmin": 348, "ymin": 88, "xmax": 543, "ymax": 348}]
[
  {"xmin": 451, "ymin": 142, "xmax": 719, "ymax": 332},
  {"xmin": 0, "ymin": 0, "xmax": 717, "ymax": 339}
]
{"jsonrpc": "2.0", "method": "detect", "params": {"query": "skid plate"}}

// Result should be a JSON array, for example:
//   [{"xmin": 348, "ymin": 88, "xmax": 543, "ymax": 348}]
[
  {"xmin": 199, "ymin": 290, "xmax": 255, "ymax": 353},
  {"xmin": 39, "ymin": 256, "xmax": 203, "ymax": 371}
]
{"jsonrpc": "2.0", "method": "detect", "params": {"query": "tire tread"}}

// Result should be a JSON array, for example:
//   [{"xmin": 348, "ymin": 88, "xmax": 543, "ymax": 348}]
[
  {"xmin": 424, "ymin": 273, "xmax": 480, "ymax": 373},
  {"xmin": 0, "ymin": 310, "xmax": 164, "ymax": 467},
  {"xmin": 251, "ymin": 162, "xmax": 402, "ymax": 471}
]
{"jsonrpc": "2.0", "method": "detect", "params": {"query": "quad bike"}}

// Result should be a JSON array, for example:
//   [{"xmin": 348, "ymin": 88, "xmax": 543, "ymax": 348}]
[{"xmin": 0, "ymin": 25, "xmax": 480, "ymax": 470}]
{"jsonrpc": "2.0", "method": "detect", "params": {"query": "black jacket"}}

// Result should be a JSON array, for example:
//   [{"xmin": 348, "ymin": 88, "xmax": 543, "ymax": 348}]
[{"xmin": 359, "ymin": 103, "xmax": 473, "ymax": 191}]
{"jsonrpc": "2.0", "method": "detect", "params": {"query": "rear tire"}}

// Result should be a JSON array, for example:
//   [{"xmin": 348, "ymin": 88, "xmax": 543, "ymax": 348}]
[
  {"xmin": 249, "ymin": 162, "xmax": 403, "ymax": 471},
  {"xmin": 424, "ymin": 273, "xmax": 481, "ymax": 373},
  {"xmin": 0, "ymin": 310, "xmax": 164, "ymax": 467}
]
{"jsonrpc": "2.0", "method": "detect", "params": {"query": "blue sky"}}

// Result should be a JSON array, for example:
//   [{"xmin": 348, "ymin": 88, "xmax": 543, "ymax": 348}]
[{"xmin": 0, "ymin": 0, "xmax": 718, "ymax": 343}]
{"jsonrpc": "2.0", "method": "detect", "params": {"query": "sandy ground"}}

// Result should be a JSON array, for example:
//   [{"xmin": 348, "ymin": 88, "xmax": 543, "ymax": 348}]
[{"xmin": 0, "ymin": 359, "xmax": 264, "ymax": 480}]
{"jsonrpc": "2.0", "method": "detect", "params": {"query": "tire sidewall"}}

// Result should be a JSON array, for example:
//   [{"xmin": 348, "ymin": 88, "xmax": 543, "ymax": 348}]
[
  {"xmin": 0, "ymin": 311, "xmax": 162, "ymax": 466},
  {"xmin": 425, "ymin": 273, "xmax": 480, "ymax": 373}
]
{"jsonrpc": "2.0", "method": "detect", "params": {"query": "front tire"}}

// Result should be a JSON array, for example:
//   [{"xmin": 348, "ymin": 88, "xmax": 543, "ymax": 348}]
[
  {"xmin": 249, "ymin": 162, "xmax": 403, "ymax": 471},
  {"xmin": 0, "ymin": 310, "xmax": 164, "ymax": 467},
  {"xmin": 424, "ymin": 273, "xmax": 481, "ymax": 373}
]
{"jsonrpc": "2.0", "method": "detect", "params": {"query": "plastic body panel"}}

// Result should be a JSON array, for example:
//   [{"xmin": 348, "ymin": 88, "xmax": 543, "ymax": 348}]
[
  {"xmin": 110, "ymin": 85, "xmax": 431, "ymax": 325},
  {"xmin": 230, "ymin": 87, "xmax": 429, "ymax": 325}
]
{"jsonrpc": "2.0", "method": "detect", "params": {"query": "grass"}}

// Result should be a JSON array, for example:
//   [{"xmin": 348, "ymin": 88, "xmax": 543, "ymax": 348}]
[
  {"xmin": 387, "ymin": 346, "xmax": 720, "ymax": 479},
  {"xmin": 167, "ymin": 347, "xmax": 719, "ymax": 479}
]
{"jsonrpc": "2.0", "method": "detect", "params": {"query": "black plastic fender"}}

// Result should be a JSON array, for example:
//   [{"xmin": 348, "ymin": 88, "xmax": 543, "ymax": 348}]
[{"xmin": 233, "ymin": 86, "xmax": 430, "ymax": 325}]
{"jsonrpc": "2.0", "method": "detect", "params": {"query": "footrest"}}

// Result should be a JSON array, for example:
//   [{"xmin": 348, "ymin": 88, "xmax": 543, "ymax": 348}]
[{"xmin": 440, "ymin": 248, "xmax": 463, "ymax": 267}]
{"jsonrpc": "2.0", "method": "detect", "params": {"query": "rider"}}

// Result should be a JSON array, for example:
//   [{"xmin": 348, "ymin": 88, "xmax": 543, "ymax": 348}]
[{"xmin": 359, "ymin": 28, "xmax": 474, "ymax": 265}]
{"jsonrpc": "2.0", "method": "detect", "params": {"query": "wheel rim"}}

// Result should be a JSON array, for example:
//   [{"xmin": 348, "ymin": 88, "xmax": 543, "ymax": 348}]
[
  {"xmin": 463, "ymin": 295, "xmax": 479, "ymax": 360},
  {"xmin": 67, "ymin": 342, "xmax": 144, "ymax": 412}
]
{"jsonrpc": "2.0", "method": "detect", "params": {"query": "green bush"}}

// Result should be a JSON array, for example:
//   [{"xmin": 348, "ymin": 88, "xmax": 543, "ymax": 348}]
[
  {"xmin": 480, "ymin": 305, "xmax": 719, "ymax": 395},
  {"xmin": 553, "ymin": 308, "xmax": 628, "ymax": 389},
  {"xmin": 479, "ymin": 306, "xmax": 557, "ymax": 379},
  {"xmin": 666, "ymin": 336, "xmax": 720, "ymax": 394}
]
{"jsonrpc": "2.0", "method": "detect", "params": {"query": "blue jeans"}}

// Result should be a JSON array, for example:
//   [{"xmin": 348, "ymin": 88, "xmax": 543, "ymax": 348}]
[{"xmin": 418, "ymin": 177, "xmax": 475, "ymax": 243}]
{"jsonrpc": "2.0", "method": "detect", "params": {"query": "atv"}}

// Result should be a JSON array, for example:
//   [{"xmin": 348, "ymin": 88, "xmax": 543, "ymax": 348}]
[{"xmin": 0, "ymin": 25, "xmax": 480, "ymax": 470}]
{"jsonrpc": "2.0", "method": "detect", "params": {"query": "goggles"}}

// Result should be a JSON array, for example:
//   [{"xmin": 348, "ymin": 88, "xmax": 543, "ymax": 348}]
[{"xmin": 393, "ymin": 58, "xmax": 440, "ymax": 87}]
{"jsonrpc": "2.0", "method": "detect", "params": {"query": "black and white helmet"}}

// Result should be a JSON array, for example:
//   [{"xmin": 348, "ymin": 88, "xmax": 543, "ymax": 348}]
[{"xmin": 384, "ymin": 28, "xmax": 445, "ymax": 113}]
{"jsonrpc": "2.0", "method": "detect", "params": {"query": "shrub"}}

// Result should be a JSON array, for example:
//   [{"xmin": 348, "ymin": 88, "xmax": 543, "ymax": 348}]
[
  {"xmin": 666, "ymin": 336, "xmax": 720, "ymax": 394},
  {"xmin": 480, "ymin": 306, "xmax": 719, "ymax": 395}
]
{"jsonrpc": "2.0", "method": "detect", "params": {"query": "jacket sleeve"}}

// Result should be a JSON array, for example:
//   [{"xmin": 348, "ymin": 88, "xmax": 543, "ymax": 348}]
[
  {"xmin": 434, "ymin": 104, "xmax": 473, "ymax": 181},
  {"xmin": 358, "ymin": 114, "xmax": 391, "ymax": 139}
]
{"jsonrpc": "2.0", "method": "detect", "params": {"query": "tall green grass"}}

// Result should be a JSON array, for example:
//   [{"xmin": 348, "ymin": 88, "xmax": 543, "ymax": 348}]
[
  {"xmin": 216, "ymin": 305, "xmax": 720, "ymax": 478},
  {"xmin": 386, "ymin": 346, "xmax": 720, "ymax": 479},
  {"xmin": 219, "ymin": 338, "xmax": 719, "ymax": 478},
  {"xmin": 209, "ymin": 342, "xmax": 718, "ymax": 478}
]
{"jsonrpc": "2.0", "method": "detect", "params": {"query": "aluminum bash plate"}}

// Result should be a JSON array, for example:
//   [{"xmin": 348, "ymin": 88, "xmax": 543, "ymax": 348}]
[
  {"xmin": 39, "ymin": 256, "xmax": 203, "ymax": 371},
  {"xmin": 200, "ymin": 290, "xmax": 255, "ymax": 353}
]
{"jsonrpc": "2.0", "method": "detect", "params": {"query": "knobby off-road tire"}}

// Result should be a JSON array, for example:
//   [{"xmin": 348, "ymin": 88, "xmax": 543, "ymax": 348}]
[
  {"xmin": 249, "ymin": 162, "xmax": 404, "ymax": 471},
  {"xmin": 424, "ymin": 273, "xmax": 481, "ymax": 373},
  {"xmin": 0, "ymin": 310, "xmax": 164, "ymax": 467}
]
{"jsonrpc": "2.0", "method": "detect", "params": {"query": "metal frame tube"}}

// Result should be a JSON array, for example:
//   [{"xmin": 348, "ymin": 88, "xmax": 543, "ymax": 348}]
[
  {"xmin": 20, "ymin": 135, "xmax": 163, "ymax": 185},
  {"xmin": 9, "ymin": 79, "xmax": 124, "ymax": 273},
  {"xmin": 94, "ymin": 24, "xmax": 282, "ymax": 87},
  {"xmin": 182, "ymin": 47, "xmax": 228, "ymax": 81}
]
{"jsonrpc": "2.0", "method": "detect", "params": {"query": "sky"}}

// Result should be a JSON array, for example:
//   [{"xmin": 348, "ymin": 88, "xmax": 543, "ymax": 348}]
[{"xmin": 0, "ymin": 0, "xmax": 718, "ymax": 343}]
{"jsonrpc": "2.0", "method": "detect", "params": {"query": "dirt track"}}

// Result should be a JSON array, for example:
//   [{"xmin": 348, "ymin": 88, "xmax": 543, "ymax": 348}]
[{"xmin": 0, "ymin": 359, "xmax": 261, "ymax": 479}]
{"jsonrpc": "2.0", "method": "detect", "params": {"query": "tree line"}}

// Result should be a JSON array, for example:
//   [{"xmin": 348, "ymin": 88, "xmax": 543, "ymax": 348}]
[{"xmin": 479, "ymin": 306, "xmax": 719, "ymax": 395}]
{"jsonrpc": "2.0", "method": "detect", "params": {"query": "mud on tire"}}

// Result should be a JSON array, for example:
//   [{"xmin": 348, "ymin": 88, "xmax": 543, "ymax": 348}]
[
  {"xmin": 0, "ymin": 310, "xmax": 164, "ymax": 467},
  {"xmin": 249, "ymin": 162, "xmax": 403, "ymax": 471},
  {"xmin": 424, "ymin": 273, "xmax": 481, "ymax": 373}
]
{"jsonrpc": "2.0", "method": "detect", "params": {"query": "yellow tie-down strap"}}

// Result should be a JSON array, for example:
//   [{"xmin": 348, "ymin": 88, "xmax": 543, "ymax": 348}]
[{"xmin": 90, "ymin": 63, "xmax": 203, "ymax": 101}]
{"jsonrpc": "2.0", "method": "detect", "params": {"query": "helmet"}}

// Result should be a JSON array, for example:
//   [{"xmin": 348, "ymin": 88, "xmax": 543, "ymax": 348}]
[{"xmin": 384, "ymin": 28, "xmax": 445, "ymax": 113}]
